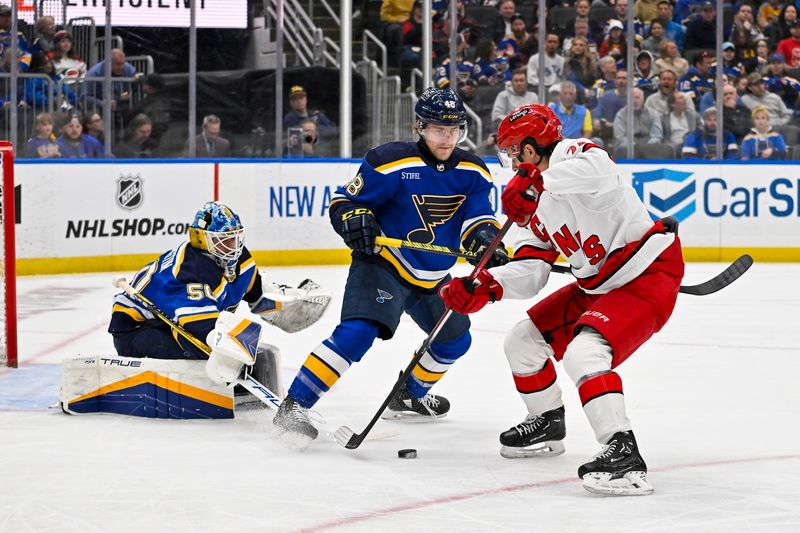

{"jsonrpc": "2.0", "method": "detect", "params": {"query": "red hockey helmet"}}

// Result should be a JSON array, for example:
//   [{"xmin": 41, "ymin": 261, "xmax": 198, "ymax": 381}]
[{"xmin": 496, "ymin": 104, "xmax": 563, "ymax": 167}]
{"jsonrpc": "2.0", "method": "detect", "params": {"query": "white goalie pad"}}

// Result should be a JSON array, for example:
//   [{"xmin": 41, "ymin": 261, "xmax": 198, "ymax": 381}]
[
  {"xmin": 235, "ymin": 342, "xmax": 285, "ymax": 410},
  {"xmin": 60, "ymin": 355, "xmax": 234, "ymax": 419},
  {"xmin": 251, "ymin": 279, "xmax": 332, "ymax": 333}
]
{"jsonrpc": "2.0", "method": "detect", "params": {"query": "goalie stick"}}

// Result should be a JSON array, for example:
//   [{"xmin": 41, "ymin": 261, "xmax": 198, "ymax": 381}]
[
  {"xmin": 334, "ymin": 219, "xmax": 516, "ymax": 450},
  {"xmin": 111, "ymin": 277, "xmax": 400, "ymax": 443},
  {"xmin": 548, "ymin": 254, "xmax": 754, "ymax": 296},
  {"xmin": 112, "ymin": 277, "xmax": 283, "ymax": 410}
]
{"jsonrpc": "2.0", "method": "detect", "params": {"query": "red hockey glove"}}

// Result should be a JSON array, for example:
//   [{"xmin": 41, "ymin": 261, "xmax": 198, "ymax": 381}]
[
  {"xmin": 439, "ymin": 269, "xmax": 503, "ymax": 314},
  {"xmin": 501, "ymin": 163, "xmax": 544, "ymax": 226}
]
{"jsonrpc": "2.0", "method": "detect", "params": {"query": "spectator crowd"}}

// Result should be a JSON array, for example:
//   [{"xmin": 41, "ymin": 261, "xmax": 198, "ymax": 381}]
[
  {"xmin": 5, "ymin": 0, "xmax": 800, "ymax": 160},
  {"xmin": 375, "ymin": 0, "xmax": 800, "ymax": 159}
]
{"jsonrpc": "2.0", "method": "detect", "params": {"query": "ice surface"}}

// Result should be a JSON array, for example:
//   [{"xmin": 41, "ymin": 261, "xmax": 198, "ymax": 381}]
[{"xmin": 1, "ymin": 263, "xmax": 799, "ymax": 532}]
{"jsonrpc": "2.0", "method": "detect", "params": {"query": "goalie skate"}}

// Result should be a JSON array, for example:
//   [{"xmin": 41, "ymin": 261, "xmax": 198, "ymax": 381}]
[
  {"xmin": 578, "ymin": 430, "xmax": 654, "ymax": 496},
  {"xmin": 381, "ymin": 378, "xmax": 450, "ymax": 421},
  {"xmin": 499, "ymin": 407, "xmax": 566, "ymax": 458}
]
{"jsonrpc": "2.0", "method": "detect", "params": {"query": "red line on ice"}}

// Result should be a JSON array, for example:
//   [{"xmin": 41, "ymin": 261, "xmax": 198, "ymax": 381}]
[
  {"xmin": 297, "ymin": 454, "xmax": 800, "ymax": 532},
  {"xmin": 24, "ymin": 320, "xmax": 108, "ymax": 365}
]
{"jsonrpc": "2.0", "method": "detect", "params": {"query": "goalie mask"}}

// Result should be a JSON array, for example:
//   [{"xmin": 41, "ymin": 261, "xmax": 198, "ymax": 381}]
[{"xmin": 189, "ymin": 201, "xmax": 244, "ymax": 279}]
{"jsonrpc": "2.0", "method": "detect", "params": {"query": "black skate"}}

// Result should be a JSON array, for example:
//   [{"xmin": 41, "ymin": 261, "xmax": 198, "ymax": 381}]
[
  {"xmin": 272, "ymin": 396, "xmax": 318, "ymax": 449},
  {"xmin": 499, "ymin": 406, "xmax": 566, "ymax": 458},
  {"xmin": 578, "ymin": 431, "xmax": 653, "ymax": 496},
  {"xmin": 381, "ymin": 378, "xmax": 450, "ymax": 421}
]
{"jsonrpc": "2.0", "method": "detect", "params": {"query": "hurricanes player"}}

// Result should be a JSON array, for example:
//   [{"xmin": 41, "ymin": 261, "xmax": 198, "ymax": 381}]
[{"xmin": 440, "ymin": 104, "xmax": 685, "ymax": 496}]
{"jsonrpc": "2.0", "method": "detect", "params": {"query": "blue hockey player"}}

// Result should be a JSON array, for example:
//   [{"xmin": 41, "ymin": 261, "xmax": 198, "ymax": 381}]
[
  {"xmin": 272, "ymin": 87, "xmax": 509, "ymax": 445},
  {"xmin": 108, "ymin": 201, "xmax": 331, "ymax": 393}
]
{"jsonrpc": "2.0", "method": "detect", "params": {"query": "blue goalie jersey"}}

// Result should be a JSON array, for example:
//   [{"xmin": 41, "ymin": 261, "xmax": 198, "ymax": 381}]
[
  {"xmin": 331, "ymin": 141, "xmax": 499, "ymax": 289},
  {"xmin": 109, "ymin": 242, "xmax": 261, "ymax": 356}
]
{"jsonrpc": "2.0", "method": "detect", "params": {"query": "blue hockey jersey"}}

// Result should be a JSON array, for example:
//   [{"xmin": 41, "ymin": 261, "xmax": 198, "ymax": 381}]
[
  {"xmin": 109, "ymin": 242, "xmax": 261, "ymax": 355},
  {"xmin": 330, "ymin": 141, "xmax": 499, "ymax": 289}
]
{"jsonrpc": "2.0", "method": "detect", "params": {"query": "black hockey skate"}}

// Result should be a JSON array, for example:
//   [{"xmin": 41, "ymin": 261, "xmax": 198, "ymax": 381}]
[
  {"xmin": 272, "ymin": 396, "xmax": 318, "ymax": 449},
  {"xmin": 381, "ymin": 378, "xmax": 450, "ymax": 421},
  {"xmin": 499, "ymin": 406, "xmax": 566, "ymax": 458},
  {"xmin": 578, "ymin": 430, "xmax": 654, "ymax": 496}
]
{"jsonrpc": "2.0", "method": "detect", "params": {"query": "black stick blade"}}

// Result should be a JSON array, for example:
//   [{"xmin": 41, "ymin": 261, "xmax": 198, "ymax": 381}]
[{"xmin": 679, "ymin": 254, "xmax": 753, "ymax": 296}]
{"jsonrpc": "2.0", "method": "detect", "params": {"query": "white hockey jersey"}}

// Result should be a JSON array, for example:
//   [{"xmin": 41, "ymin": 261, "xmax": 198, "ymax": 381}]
[{"xmin": 493, "ymin": 138, "xmax": 676, "ymax": 298}]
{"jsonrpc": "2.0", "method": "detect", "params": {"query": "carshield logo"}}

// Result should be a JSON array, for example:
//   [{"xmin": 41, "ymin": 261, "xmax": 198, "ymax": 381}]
[{"xmin": 632, "ymin": 168, "xmax": 696, "ymax": 222}]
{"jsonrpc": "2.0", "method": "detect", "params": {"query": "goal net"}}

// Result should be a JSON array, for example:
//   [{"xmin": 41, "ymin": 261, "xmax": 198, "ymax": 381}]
[{"xmin": 0, "ymin": 141, "xmax": 17, "ymax": 367}]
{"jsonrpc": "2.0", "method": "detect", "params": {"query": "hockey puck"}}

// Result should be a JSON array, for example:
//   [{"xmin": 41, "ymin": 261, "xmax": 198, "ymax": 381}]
[{"xmin": 398, "ymin": 448, "xmax": 417, "ymax": 459}]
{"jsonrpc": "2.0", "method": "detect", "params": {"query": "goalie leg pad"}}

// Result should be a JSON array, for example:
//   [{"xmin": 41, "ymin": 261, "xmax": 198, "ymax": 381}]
[
  {"xmin": 236, "ymin": 342, "xmax": 285, "ymax": 409},
  {"xmin": 60, "ymin": 355, "xmax": 234, "ymax": 419}
]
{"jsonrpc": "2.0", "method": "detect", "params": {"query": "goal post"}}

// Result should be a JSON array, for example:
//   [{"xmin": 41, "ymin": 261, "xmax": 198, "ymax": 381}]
[{"xmin": 1, "ymin": 141, "xmax": 17, "ymax": 368}]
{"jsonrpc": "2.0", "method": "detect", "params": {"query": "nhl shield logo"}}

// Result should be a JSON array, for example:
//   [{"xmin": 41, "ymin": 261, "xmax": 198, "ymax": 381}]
[{"xmin": 116, "ymin": 175, "xmax": 143, "ymax": 210}]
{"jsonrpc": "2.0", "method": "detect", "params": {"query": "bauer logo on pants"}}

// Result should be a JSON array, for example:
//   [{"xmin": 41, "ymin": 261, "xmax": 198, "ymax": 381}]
[
  {"xmin": 632, "ymin": 168, "xmax": 696, "ymax": 222},
  {"xmin": 116, "ymin": 175, "xmax": 144, "ymax": 211}
]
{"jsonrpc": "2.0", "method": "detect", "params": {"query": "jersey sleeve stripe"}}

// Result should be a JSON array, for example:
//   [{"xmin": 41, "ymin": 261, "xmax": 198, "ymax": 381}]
[
  {"xmin": 171, "ymin": 242, "xmax": 190, "ymax": 279},
  {"xmin": 512, "ymin": 244, "xmax": 560, "ymax": 263},
  {"xmin": 461, "ymin": 216, "xmax": 500, "ymax": 239},
  {"xmin": 112, "ymin": 302, "xmax": 147, "ymax": 322},
  {"xmin": 177, "ymin": 312, "xmax": 220, "ymax": 327},
  {"xmin": 374, "ymin": 156, "xmax": 425, "ymax": 174},
  {"xmin": 456, "ymin": 161, "xmax": 493, "ymax": 182},
  {"xmin": 211, "ymin": 277, "xmax": 228, "ymax": 299},
  {"xmin": 132, "ymin": 262, "xmax": 157, "ymax": 293}
]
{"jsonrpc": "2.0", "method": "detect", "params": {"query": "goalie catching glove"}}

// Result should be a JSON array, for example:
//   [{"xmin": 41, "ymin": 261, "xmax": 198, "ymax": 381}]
[
  {"xmin": 439, "ymin": 269, "xmax": 503, "ymax": 314},
  {"xmin": 205, "ymin": 305, "xmax": 262, "ymax": 385},
  {"xmin": 250, "ymin": 278, "xmax": 332, "ymax": 333}
]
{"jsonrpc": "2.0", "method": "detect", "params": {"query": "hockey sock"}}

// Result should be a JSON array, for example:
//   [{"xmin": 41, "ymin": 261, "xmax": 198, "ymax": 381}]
[
  {"xmin": 288, "ymin": 319, "xmax": 379, "ymax": 408},
  {"xmin": 406, "ymin": 332, "xmax": 471, "ymax": 398},
  {"xmin": 577, "ymin": 371, "xmax": 632, "ymax": 444},
  {"xmin": 512, "ymin": 358, "xmax": 563, "ymax": 415}
]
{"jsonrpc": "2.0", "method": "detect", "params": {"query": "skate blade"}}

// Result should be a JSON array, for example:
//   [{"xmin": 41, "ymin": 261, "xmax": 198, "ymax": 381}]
[
  {"xmin": 582, "ymin": 471, "xmax": 654, "ymax": 496},
  {"xmin": 380, "ymin": 409, "xmax": 448, "ymax": 422},
  {"xmin": 499, "ymin": 440, "xmax": 565, "ymax": 459},
  {"xmin": 271, "ymin": 425, "xmax": 315, "ymax": 452}
]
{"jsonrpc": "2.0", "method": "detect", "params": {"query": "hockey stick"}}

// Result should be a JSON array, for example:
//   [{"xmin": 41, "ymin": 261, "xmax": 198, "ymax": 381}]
[
  {"xmin": 112, "ymin": 277, "xmax": 283, "ymax": 410},
  {"xmin": 548, "ymin": 254, "xmax": 753, "ymax": 296},
  {"xmin": 375, "ymin": 236, "xmax": 479, "ymax": 261},
  {"xmin": 334, "ymin": 219, "xmax": 515, "ymax": 450},
  {"xmin": 377, "ymin": 237, "xmax": 753, "ymax": 297},
  {"xmin": 112, "ymin": 277, "xmax": 401, "ymax": 442}
]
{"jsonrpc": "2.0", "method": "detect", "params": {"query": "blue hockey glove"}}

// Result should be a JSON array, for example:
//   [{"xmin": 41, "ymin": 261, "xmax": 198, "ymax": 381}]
[{"xmin": 466, "ymin": 228, "xmax": 509, "ymax": 268}]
